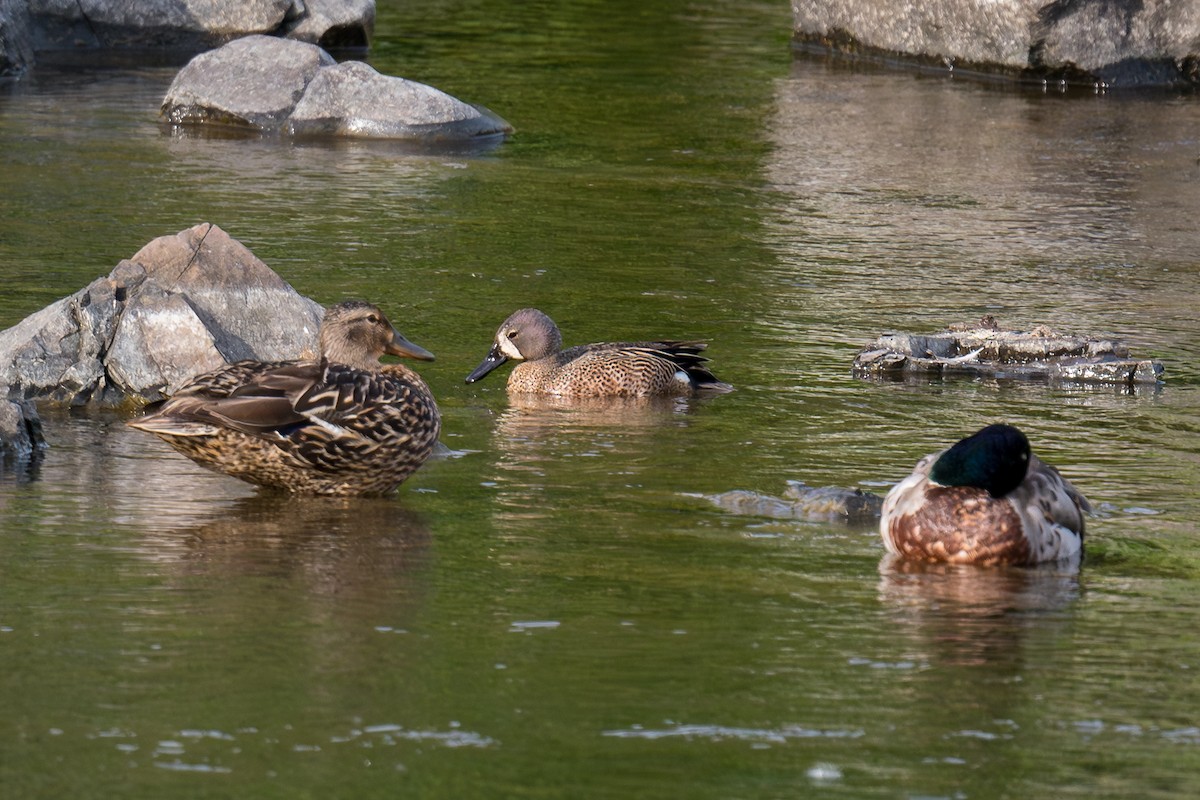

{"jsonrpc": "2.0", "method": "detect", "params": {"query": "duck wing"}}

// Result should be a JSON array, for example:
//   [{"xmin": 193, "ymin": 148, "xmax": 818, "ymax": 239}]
[
  {"xmin": 613, "ymin": 343, "xmax": 729, "ymax": 393},
  {"xmin": 159, "ymin": 363, "xmax": 319, "ymax": 434},
  {"xmin": 276, "ymin": 364, "xmax": 440, "ymax": 473}
]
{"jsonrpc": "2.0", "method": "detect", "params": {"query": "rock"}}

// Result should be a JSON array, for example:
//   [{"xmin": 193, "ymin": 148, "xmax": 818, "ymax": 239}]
[
  {"xmin": 852, "ymin": 320, "xmax": 1165, "ymax": 385},
  {"xmin": 0, "ymin": 0, "xmax": 35, "ymax": 77},
  {"xmin": 701, "ymin": 482, "xmax": 884, "ymax": 523},
  {"xmin": 24, "ymin": 0, "xmax": 371, "ymax": 57},
  {"xmin": 161, "ymin": 35, "xmax": 336, "ymax": 130},
  {"xmin": 289, "ymin": 61, "xmax": 513, "ymax": 140},
  {"xmin": 793, "ymin": 0, "xmax": 1200, "ymax": 89},
  {"xmin": 782, "ymin": 481, "xmax": 885, "ymax": 521},
  {"xmin": 0, "ymin": 399, "xmax": 46, "ymax": 460},
  {"xmin": 0, "ymin": 223, "xmax": 324, "ymax": 405},
  {"xmin": 284, "ymin": 0, "xmax": 375, "ymax": 49},
  {"xmin": 162, "ymin": 35, "xmax": 512, "ymax": 143}
]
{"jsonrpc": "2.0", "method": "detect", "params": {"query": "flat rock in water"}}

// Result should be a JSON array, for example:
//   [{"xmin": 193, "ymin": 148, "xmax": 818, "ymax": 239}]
[
  {"xmin": 792, "ymin": 0, "xmax": 1200, "ymax": 89},
  {"xmin": 852, "ymin": 321, "xmax": 1164, "ymax": 386},
  {"xmin": 6, "ymin": 0, "xmax": 372, "ymax": 75}
]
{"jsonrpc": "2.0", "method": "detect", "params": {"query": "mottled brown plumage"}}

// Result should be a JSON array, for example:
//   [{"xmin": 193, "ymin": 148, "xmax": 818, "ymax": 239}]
[
  {"xmin": 127, "ymin": 301, "xmax": 440, "ymax": 497},
  {"xmin": 464, "ymin": 308, "xmax": 731, "ymax": 398},
  {"xmin": 880, "ymin": 425, "xmax": 1089, "ymax": 566}
]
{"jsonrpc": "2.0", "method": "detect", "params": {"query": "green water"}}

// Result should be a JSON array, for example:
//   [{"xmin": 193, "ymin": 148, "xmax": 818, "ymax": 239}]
[{"xmin": 3, "ymin": 0, "xmax": 1200, "ymax": 797}]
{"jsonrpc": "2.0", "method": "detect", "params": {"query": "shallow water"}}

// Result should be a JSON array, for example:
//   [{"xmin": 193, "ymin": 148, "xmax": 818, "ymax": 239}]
[{"xmin": 2, "ymin": 0, "xmax": 1200, "ymax": 797}]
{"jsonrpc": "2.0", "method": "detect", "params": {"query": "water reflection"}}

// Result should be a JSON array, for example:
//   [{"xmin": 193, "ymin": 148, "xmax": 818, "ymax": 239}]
[
  {"xmin": 10, "ymin": 408, "xmax": 433, "ymax": 598},
  {"xmin": 478, "ymin": 394, "xmax": 702, "ymax": 529},
  {"xmin": 876, "ymin": 554, "xmax": 1080, "ymax": 669},
  {"xmin": 137, "ymin": 493, "xmax": 432, "ymax": 596}
]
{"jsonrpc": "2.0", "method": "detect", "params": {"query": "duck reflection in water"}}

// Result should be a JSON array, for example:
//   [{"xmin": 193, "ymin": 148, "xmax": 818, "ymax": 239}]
[
  {"xmin": 480, "ymin": 394, "xmax": 701, "ymax": 527},
  {"xmin": 874, "ymin": 554, "xmax": 1082, "ymax": 758},
  {"xmin": 138, "ymin": 493, "xmax": 432, "ymax": 598},
  {"xmin": 877, "ymin": 554, "xmax": 1081, "ymax": 669}
]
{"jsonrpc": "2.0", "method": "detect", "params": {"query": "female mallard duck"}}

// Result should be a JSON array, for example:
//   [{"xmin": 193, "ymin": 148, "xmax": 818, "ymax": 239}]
[
  {"xmin": 464, "ymin": 308, "xmax": 731, "ymax": 397},
  {"xmin": 128, "ymin": 300, "xmax": 440, "ymax": 497},
  {"xmin": 880, "ymin": 424, "xmax": 1090, "ymax": 566}
]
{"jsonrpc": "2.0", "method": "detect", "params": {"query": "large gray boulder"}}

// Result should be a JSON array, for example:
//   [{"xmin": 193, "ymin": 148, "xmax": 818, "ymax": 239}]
[
  {"xmin": 0, "ymin": 223, "xmax": 324, "ymax": 406},
  {"xmin": 793, "ymin": 0, "xmax": 1200, "ymax": 88},
  {"xmin": 25, "ymin": 0, "xmax": 372, "ymax": 55},
  {"xmin": 161, "ymin": 35, "xmax": 513, "ymax": 142}
]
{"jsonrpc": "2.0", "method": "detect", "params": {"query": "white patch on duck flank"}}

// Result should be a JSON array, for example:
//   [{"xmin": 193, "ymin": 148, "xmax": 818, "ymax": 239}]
[{"xmin": 303, "ymin": 413, "xmax": 349, "ymax": 438}]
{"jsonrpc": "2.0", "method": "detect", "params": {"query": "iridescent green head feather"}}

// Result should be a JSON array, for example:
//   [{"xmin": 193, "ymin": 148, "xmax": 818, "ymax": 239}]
[{"xmin": 929, "ymin": 424, "xmax": 1031, "ymax": 498}]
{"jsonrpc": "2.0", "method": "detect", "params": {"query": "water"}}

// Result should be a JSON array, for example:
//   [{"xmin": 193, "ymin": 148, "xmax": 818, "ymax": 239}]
[{"xmin": 2, "ymin": 0, "xmax": 1200, "ymax": 797}]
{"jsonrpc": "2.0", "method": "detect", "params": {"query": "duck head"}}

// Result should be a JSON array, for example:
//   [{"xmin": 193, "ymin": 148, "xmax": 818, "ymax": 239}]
[
  {"xmin": 321, "ymin": 300, "xmax": 435, "ymax": 370},
  {"xmin": 929, "ymin": 423, "xmax": 1032, "ymax": 498},
  {"xmin": 465, "ymin": 308, "xmax": 562, "ymax": 383}
]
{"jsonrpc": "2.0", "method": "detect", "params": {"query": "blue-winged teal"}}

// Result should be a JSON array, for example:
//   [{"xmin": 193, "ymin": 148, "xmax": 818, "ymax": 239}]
[
  {"xmin": 128, "ymin": 300, "xmax": 440, "ymax": 497},
  {"xmin": 880, "ymin": 424, "xmax": 1089, "ymax": 565},
  {"xmin": 464, "ymin": 308, "xmax": 731, "ymax": 398}
]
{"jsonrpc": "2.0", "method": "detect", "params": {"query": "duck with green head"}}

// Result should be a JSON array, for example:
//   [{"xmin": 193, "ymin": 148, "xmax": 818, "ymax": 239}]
[
  {"xmin": 128, "ymin": 300, "xmax": 440, "ymax": 497},
  {"xmin": 880, "ymin": 424, "xmax": 1090, "ymax": 566}
]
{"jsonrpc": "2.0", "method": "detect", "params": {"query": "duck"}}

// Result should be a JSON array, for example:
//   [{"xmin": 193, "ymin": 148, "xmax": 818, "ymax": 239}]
[
  {"xmin": 880, "ymin": 424, "xmax": 1090, "ymax": 566},
  {"xmin": 464, "ymin": 308, "xmax": 731, "ymax": 397},
  {"xmin": 127, "ymin": 300, "xmax": 440, "ymax": 497}
]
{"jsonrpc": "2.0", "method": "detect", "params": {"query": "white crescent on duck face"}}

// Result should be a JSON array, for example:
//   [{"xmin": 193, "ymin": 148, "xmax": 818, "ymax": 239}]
[
  {"xmin": 127, "ymin": 300, "xmax": 441, "ymax": 497},
  {"xmin": 880, "ymin": 424, "xmax": 1089, "ymax": 566},
  {"xmin": 464, "ymin": 307, "xmax": 732, "ymax": 398}
]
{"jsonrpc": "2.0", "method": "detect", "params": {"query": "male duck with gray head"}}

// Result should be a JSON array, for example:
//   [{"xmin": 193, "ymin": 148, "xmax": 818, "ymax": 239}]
[
  {"xmin": 128, "ymin": 300, "xmax": 440, "ymax": 497},
  {"xmin": 880, "ymin": 424, "xmax": 1090, "ymax": 566},
  {"xmin": 464, "ymin": 308, "xmax": 731, "ymax": 398}
]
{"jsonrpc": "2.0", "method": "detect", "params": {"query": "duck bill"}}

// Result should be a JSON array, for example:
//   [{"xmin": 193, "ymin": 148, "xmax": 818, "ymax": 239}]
[
  {"xmin": 386, "ymin": 331, "xmax": 436, "ymax": 362},
  {"xmin": 465, "ymin": 344, "xmax": 508, "ymax": 383}
]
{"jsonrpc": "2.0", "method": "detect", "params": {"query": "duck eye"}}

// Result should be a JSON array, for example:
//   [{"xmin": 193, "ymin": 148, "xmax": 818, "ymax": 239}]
[
  {"xmin": 507, "ymin": 329, "xmax": 519, "ymax": 340},
  {"xmin": 367, "ymin": 315, "xmax": 380, "ymax": 324}
]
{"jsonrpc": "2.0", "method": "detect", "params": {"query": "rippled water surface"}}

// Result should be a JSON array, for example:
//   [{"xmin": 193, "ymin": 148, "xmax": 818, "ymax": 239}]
[{"xmin": 3, "ymin": 1, "xmax": 1200, "ymax": 797}]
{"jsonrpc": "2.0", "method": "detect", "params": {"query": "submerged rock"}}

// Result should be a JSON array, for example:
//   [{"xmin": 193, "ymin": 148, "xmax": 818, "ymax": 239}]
[
  {"xmin": 793, "ymin": 0, "xmax": 1200, "ymax": 89},
  {"xmin": 702, "ymin": 482, "xmax": 884, "ymax": 523},
  {"xmin": 161, "ymin": 35, "xmax": 513, "ymax": 143},
  {"xmin": 0, "ymin": 223, "xmax": 323, "ymax": 406},
  {"xmin": 853, "ymin": 320, "xmax": 1164, "ymax": 386}
]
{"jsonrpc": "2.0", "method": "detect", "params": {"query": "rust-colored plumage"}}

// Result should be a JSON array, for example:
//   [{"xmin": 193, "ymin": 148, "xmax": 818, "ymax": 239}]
[
  {"xmin": 464, "ymin": 307, "xmax": 731, "ymax": 398},
  {"xmin": 880, "ymin": 425, "xmax": 1089, "ymax": 566},
  {"xmin": 127, "ymin": 301, "xmax": 440, "ymax": 497}
]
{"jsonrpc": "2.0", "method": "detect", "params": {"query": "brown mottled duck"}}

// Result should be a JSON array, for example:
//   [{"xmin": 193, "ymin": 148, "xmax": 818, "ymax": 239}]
[
  {"xmin": 464, "ymin": 308, "xmax": 731, "ymax": 398},
  {"xmin": 128, "ymin": 300, "xmax": 440, "ymax": 497}
]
